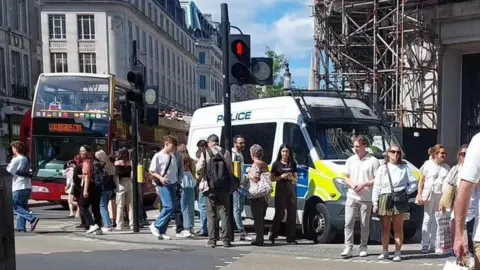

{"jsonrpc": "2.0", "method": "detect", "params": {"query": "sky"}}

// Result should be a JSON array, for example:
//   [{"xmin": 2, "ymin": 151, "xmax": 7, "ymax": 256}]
[{"xmin": 192, "ymin": 0, "xmax": 315, "ymax": 88}]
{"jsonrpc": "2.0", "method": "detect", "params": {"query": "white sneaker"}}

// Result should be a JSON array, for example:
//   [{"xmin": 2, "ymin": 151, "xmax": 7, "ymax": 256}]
[
  {"xmin": 377, "ymin": 250, "xmax": 389, "ymax": 260},
  {"xmin": 149, "ymin": 223, "xmax": 160, "ymax": 237},
  {"xmin": 160, "ymin": 234, "xmax": 171, "ymax": 240},
  {"xmin": 94, "ymin": 230, "xmax": 103, "ymax": 235},
  {"xmin": 358, "ymin": 247, "xmax": 368, "ymax": 257},
  {"xmin": 182, "ymin": 230, "xmax": 193, "ymax": 237},
  {"xmin": 101, "ymin": 227, "xmax": 112, "ymax": 233},
  {"xmin": 340, "ymin": 247, "xmax": 353, "ymax": 258},
  {"xmin": 392, "ymin": 251, "xmax": 401, "ymax": 262},
  {"xmin": 86, "ymin": 225, "xmax": 100, "ymax": 234},
  {"xmin": 240, "ymin": 234, "xmax": 253, "ymax": 241}
]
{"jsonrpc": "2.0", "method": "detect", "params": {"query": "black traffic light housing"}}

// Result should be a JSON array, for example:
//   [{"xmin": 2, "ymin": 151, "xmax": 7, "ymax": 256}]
[
  {"xmin": 228, "ymin": 34, "xmax": 251, "ymax": 85},
  {"xmin": 251, "ymin": 57, "xmax": 274, "ymax": 86},
  {"xmin": 126, "ymin": 65, "xmax": 145, "ymax": 104}
]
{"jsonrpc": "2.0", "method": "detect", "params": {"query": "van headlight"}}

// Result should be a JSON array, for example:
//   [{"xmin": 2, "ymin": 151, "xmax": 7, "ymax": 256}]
[{"xmin": 333, "ymin": 177, "xmax": 349, "ymax": 195}]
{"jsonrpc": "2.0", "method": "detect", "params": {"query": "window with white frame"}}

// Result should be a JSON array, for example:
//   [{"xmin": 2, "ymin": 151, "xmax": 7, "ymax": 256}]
[
  {"xmin": 128, "ymin": 21, "xmax": 132, "ymax": 41},
  {"xmin": 23, "ymin": 54, "xmax": 29, "ymax": 86},
  {"xmin": 48, "ymin": 14, "xmax": 66, "ymax": 39},
  {"xmin": 149, "ymin": 36, "xmax": 153, "ymax": 57},
  {"xmin": 11, "ymin": 51, "xmax": 21, "ymax": 85},
  {"xmin": 155, "ymin": 40, "xmax": 159, "ymax": 63},
  {"xmin": 160, "ymin": 13, "xmax": 164, "ymax": 29},
  {"xmin": 12, "ymin": 0, "xmax": 19, "ymax": 30},
  {"xmin": 148, "ymin": 2, "xmax": 152, "ymax": 19},
  {"xmin": 0, "ymin": 47, "xmax": 5, "ymax": 90},
  {"xmin": 0, "ymin": 0, "xmax": 3, "ymax": 27},
  {"xmin": 153, "ymin": 8, "xmax": 157, "ymax": 24},
  {"xmin": 199, "ymin": 75, "xmax": 206, "ymax": 89},
  {"xmin": 141, "ymin": 0, "xmax": 145, "ymax": 12},
  {"xmin": 79, "ymin": 53, "xmax": 97, "ymax": 73},
  {"xmin": 77, "ymin": 15, "xmax": 95, "ymax": 40},
  {"xmin": 20, "ymin": 0, "xmax": 27, "ymax": 33},
  {"xmin": 50, "ymin": 53, "xmax": 68, "ymax": 73}
]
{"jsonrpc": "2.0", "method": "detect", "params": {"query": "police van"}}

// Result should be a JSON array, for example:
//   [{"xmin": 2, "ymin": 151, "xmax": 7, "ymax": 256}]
[{"xmin": 187, "ymin": 90, "xmax": 422, "ymax": 243}]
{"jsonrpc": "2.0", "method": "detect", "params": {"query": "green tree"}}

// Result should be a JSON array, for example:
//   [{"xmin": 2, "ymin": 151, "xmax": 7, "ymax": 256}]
[{"xmin": 256, "ymin": 47, "xmax": 288, "ymax": 98}]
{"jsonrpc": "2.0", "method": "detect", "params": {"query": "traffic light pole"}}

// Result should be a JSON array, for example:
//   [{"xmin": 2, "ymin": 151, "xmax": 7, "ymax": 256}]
[
  {"xmin": 221, "ymin": 3, "xmax": 234, "ymax": 243},
  {"xmin": 130, "ymin": 40, "xmax": 141, "ymax": 233}
]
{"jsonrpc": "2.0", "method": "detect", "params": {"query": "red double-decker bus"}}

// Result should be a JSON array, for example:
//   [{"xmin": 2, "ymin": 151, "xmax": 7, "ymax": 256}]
[{"xmin": 24, "ymin": 73, "xmax": 158, "ymax": 208}]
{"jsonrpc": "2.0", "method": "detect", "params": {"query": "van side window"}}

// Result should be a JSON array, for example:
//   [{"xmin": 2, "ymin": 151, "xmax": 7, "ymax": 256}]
[
  {"xmin": 221, "ymin": 122, "xmax": 276, "ymax": 164},
  {"xmin": 283, "ymin": 123, "xmax": 313, "ymax": 167}
]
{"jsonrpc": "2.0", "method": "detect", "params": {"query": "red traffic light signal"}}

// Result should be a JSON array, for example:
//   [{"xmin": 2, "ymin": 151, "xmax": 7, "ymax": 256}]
[{"xmin": 231, "ymin": 39, "xmax": 248, "ymax": 58}]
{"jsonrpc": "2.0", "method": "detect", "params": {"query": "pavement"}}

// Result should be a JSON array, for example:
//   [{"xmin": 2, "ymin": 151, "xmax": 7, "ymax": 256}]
[{"xmin": 14, "ymin": 204, "xmax": 453, "ymax": 269}]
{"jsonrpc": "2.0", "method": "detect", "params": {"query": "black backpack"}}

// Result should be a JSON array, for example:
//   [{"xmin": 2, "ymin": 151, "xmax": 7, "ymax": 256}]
[
  {"xmin": 205, "ymin": 148, "xmax": 231, "ymax": 192},
  {"xmin": 93, "ymin": 160, "xmax": 108, "ymax": 188}
]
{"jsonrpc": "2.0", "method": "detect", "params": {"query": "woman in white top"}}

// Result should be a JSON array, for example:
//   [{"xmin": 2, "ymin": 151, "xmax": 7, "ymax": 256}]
[
  {"xmin": 439, "ymin": 144, "xmax": 474, "ymax": 254},
  {"xmin": 416, "ymin": 144, "xmax": 450, "ymax": 253},
  {"xmin": 372, "ymin": 145, "xmax": 417, "ymax": 262}
]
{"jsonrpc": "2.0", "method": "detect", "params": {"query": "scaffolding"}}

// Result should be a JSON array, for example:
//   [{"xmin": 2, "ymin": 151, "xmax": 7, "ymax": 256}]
[{"xmin": 312, "ymin": 0, "xmax": 438, "ymax": 128}]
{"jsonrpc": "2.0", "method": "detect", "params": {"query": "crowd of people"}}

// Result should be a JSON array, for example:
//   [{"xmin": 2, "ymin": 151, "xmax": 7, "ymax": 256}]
[{"xmin": 8, "ymin": 131, "xmax": 480, "ymax": 267}]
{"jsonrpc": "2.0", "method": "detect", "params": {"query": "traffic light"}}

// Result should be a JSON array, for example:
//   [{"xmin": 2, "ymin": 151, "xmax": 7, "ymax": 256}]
[
  {"xmin": 251, "ymin": 57, "xmax": 274, "ymax": 86},
  {"xmin": 228, "ymin": 34, "xmax": 251, "ymax": 85},
  {"xmin": 126, "ymin": 65, "xmax": 145, "ymax": 104}
]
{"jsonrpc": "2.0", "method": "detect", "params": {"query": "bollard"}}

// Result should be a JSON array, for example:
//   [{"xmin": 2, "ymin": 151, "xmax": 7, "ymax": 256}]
[{"xmin": 0, "ymin": 164, "xmax": 16, "ymax": 270}]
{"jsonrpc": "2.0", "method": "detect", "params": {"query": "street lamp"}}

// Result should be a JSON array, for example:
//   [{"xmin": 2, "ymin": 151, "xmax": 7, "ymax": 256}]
[
  {"xmin": 283, "ymin": 63, "xmax": 292, "ymax": 90},
  {"xmin": 4, "ymin": 100, "xmax": 13, "ymax": 145}
]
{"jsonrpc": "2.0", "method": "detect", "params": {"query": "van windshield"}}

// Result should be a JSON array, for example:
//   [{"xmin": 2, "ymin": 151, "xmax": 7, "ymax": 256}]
[{"xmin": 312, "ymin": 124, "xmax": 397, "ymax": 160}]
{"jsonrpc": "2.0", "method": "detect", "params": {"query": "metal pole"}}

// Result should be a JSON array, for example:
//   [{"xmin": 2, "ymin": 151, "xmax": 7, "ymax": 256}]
[
  {"xmin": 0, "ymin": 165, "xmax": 16, "ymax": 270},
  {"xmin": 131, "ymin": 40, "xmax": 140, "ymax": 233},
  {"xmin": 220, "ymin": 3, "xmax": 234, "ymax": 242}
]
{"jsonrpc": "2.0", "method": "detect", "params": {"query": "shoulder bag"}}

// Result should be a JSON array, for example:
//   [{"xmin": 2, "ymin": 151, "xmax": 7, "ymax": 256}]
[
  {"xmin": 248, "ymin": 161, "xmax": 273, "ymax": 199},
  {"xmin": 385, "ymin": 163, "xmax": 408, "ymax": 210},
  {"xmin": 153, "ymin": 155, "xmax": 172, "ymax": 186}
]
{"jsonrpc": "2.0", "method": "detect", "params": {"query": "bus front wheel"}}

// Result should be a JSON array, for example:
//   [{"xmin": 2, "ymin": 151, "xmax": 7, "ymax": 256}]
[{"xmin": 304, "ymin": 203, "xmax": 336, "ymax": 244}]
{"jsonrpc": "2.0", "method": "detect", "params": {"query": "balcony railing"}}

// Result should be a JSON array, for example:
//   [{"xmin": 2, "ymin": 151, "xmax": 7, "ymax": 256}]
[{"xmin": 8, "ymin": 84, "xmax": 31, "ymax": 100}]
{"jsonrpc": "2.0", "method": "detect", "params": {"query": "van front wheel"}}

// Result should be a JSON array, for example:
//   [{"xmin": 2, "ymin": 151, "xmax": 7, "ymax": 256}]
[{"xmin": 304, "ymin": 203, "xmax": 336, "ymax": 243}]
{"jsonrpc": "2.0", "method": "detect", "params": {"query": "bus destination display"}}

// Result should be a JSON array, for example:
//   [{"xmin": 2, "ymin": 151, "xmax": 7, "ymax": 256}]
[{"xmin": 48, "ymin": 123, "xmax": 83, "ymax": 133}]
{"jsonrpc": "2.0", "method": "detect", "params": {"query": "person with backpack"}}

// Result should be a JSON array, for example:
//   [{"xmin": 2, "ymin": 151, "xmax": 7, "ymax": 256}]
[
  {"xmin": 148, "ymin": 135, "xmax": 179, "ymax": 240},
  {"xmin": 196, "ymin": 134, "xmax": 235, "ymax": 248},
  {"xmin": 94, "ymin": 150, "xmax": 116, "ymax": 233}
]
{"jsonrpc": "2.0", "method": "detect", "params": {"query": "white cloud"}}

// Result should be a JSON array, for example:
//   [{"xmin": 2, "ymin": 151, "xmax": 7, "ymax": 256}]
[{"xmin": 192, "ymin": 0, "xmax": 314, "ymax": 61}]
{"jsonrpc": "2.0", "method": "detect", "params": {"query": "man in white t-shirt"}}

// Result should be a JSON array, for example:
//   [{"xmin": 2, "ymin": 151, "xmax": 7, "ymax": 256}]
[
  {"xmin": 454, "ymin": 133, "xmax": 480, "ymax": 268},
  {"xmin": 341, "ymin": 136, "xmax": 380, "ymax": 258},
  {"xmin": 148, "ymin": 135, "xmax": 179, "ymax": 240}
]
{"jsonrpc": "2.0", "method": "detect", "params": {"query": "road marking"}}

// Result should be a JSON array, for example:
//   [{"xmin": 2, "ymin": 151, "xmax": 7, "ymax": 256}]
[
  {"xmin": 232, "ymin": 257, "xmax": 241, "ymax": 259},
  {"xmin": 121, "ymin": 249, "xmax": 130, "ymax": 251},
  {"xmin": 214, "ymin": 266, "xmax": 222, "ymax": 269},
  {"xmin": 82, "ymin": 250, "xmax": 93, "ymax": 253},
  {"xmin": 41, "ymin": 252, "xmax": 51, "ymax": 255},
  {"xmin": 224, "ymin": 262, "xmax": 232, "ymax": 264}
]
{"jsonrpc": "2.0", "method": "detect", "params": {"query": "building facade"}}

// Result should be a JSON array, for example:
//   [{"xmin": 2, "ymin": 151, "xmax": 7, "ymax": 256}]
[
  {"xmin": 41, "ymin": 0, "xmax": 199, "ymax": 113},
  {"xmin": 0, "ymin": 0, "xmax": 43, "ymax": 138},
  {"xmin": 181, "ymin": 1, "xmax": 222, "ymax": 105}
]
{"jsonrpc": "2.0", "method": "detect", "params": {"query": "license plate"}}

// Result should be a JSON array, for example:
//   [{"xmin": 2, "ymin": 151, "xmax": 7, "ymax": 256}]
[
  {"xmin": 60, "ymin": 195, "xmax": 69, "ymax": 200},
  {"xmin": 404, "ymin": 213, "xmax": 410, "ymax": 220}
]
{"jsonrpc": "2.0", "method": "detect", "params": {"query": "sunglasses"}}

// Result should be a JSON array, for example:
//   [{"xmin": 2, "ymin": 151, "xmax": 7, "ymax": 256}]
[{"xmin": 389, "ymin": 150, "xmax": 401, "ymax": 154}]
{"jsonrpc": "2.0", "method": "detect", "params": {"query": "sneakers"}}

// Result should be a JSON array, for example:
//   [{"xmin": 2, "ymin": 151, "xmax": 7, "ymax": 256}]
[
  {"xmin": 176, "ymin": 230, "xmax": 193, "ymax": 238},
  {"xmin": 358, "ymin": 247, "xmax": 368, "ymax": 257},
  {"xmin": 340, "ymin": 247, "xmax": 353, "ymax": 258},
  {"xmin": 377, "ymin": 250, "xmax": 389, "ymax": 260},
  {"xmin": 240, "ymin": 234, "xmax": 253, "ymax": 241},
  {"xmin": 159, "ymin": 234, "xmax": 171, "ymax": 240},
  {"xmin": 101, "ymin": 227, "xmax": 112, "ymax": 233},
  {"xmin": 149, "ymin": 223, "xmax": 160, "ymax": 237},
  {"xmin": 392, "ymin": 251, "xmax": 401, "ymax": 262},
  {"xmin": 30, "ymin": 217, "xmax": 40, "ymax": 232},
  {"xmin": 86, "ymin": 224, "xmax": 100, "ymax": 234},
  {"xmin": 421, "ymin": 246, "xmax": 430, "ymax": 253}
]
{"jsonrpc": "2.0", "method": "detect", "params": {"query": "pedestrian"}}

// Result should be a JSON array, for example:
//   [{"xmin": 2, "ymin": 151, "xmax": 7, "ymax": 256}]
[
  {"xmin": 247, "ymin": 144, "xmax": 269, "ymax": 246},
  {"xmin": 173, "ymin": 145, "xmax": 186, "ymax": 237},
  {"xmin": 417, "ymin": 144, "xmax": 450, "ymax": 253},
  {"xmin": 196, "ymin": 134, "xmax": 234, "ymax": 248},
  {"xmin": 231, "ymin": 135, "xmax": 252, "ymax": 241},
  {"xmin": 108, "ymin": 154, "xmax": 117, "ymax": 228},
  {"xmin": 77, "ymin": 145, "xmax": 102, "ymax": 234},
  {"xmin": 340, "ymin": 136, "xmax": 380, "ymax": 258},
  {"xmin": 94, "ymin": 150, "xmax": 116, "ymax": 233},
  {"xmin": 269, "ymin": 144, "xmax": 298, "ymax": 245},
  {"xmin": 453, "ymin": 134, "xmax": 480, "ymax": 268},
  {"xmin": 149, "ymin": 135, "xmax": 179, "ymax": 240},
  {"xmin": 114, "ymin": 148, "xmax": 134, "ymax": 230},
  {"xmin": 7, "ymin": 141, "xmax": 40, "ymax": 232},
  {"xmin": 177, "ymin": 144, "xmax": 196, "ymax": 237},
  {"xmin": 372, "ymin": 145, "xmax": 416, "ymax": 262},
  {"xmin": 194, "ymin": 139, "xmax": 208, "ymax": 237},
  {"xmin": 63, "ymin": 160, "xmax": 78, "ymax": 218}
]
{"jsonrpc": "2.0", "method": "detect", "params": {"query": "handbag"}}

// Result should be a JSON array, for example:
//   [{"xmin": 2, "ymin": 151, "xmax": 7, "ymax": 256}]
[
  {"xmin": 385, "ymin": 163, "xmax": 408, "ymax": 210},
  {"xmin": 248, "ymin": 162, "xmax": 273, "ymax": 199}
]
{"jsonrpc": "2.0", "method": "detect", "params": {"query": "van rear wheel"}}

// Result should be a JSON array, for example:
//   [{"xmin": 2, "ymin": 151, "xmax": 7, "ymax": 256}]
[{"xmin": 304, "ymin": 203, "xmax": 336, "ymax": 243}]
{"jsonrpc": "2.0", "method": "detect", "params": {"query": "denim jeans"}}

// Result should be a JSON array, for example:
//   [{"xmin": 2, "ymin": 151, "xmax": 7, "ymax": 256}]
[
  {"xmin": 181, "ymin": 187, "xmax": 195, "ymax": 229},
  {"xmin": 233, "ymin": 190, "xmax": 246, "ymax": 233},
  {"xmin": 154, "ymin": 184, "xmax": 176, "ymax": 234},
  {"xmin": 198, "ymin": 191, "xmax": 208, "ymax": 234},
  {"xmin": 100, "ymin": 190, "xmax": 114, "ymax": 228},
  {"xmin": 13, "ymin": 189, "xmax": 37, "ymax": 231}
]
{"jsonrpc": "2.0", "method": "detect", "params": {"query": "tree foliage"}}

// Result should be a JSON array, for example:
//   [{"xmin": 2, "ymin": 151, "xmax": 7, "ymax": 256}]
[{"xmin": 257, "ymin": 47, "xmax": 289, "ymax": 98}]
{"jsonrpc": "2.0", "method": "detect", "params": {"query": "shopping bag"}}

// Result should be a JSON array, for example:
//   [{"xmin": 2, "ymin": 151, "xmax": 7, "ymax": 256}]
[
  {"xmin": 443, "ymin": 259, "xmax": 469, "ymax": 270},
  {"xmin": 435, "ymin": 211, "xmax": 453, "ymax": 255}
]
